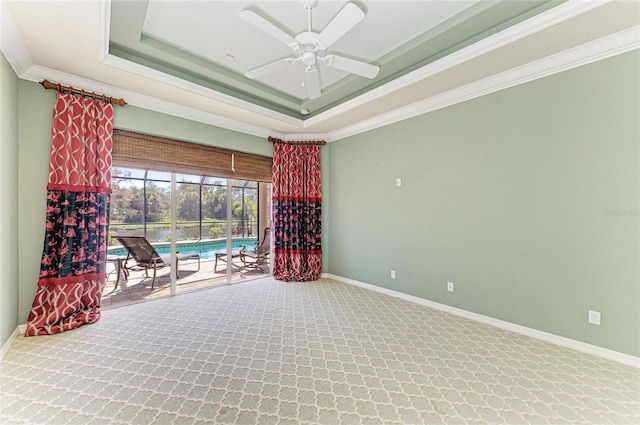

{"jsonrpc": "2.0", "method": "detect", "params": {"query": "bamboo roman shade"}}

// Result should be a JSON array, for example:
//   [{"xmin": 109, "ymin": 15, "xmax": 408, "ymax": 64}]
[{"xmin": 112, "ymin": 129, "xmax": 273, "ymax": 182}]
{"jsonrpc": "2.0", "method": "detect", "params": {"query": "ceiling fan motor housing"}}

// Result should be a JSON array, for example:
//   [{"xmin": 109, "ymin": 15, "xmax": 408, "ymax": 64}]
[
  {"xmin": 294, "ymin": 32, "xmax": 326, "ymax": 65},
  {"xmin": 302, "ymin": 51, "xmax": 316, "ymax": 65}
]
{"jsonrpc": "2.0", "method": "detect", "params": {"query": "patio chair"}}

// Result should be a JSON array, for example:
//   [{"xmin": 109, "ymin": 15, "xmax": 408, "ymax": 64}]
[
  {"xmin": 240, "ymin": 227, "xmax": 271, "ymax": 272},
  {"xmin": 214, "ymin": 246, "xmax": 246, "ymax": 272},
  {"xmin": 114, "ymin": 236, "xmax": 200, "ymax": 288}
]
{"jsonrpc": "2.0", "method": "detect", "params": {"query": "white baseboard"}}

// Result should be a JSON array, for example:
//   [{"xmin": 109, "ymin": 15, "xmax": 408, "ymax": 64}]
[
  {"xmin": 0, "ymin": 325, "xmax": 25, "ymax": 363},
  {"xmin": 322, "ymin": 273, "xmax": 640, "ymax": 368}
]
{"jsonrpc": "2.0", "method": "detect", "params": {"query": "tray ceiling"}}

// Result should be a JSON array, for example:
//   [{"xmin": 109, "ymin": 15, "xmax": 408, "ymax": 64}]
[
  {"xmin": 2, "ymin": 0, "xmax": 639, "ymax": 139},
  {"xmin": 109, "ymin": 0, "xmax": 558, "ymax": 119}
]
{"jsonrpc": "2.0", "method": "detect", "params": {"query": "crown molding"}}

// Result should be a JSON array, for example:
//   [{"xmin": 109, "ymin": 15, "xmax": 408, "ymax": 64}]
[
  {"xmin": 1, "ymin": 0, "xmax": 275, "ymax": 140},
  {"xmin": 305, "ymin": 0, "xmax": 608, "ymax": 129},
  {"xmin": 99, "ymin": 54, "xmax": 303, "ymax": 132},
  {"xmin": 277, "ymin": 133, "xmax": 330, "ymax": 142},
  {"xmin": 22, "ymin": 64, "xmax": 274, "ymax": 140},
  {"xmin": 99, "ymin": 0, "xmax": 303, "ymax": 129},
  {"xmin": 99, "ymin": 0, "xmax": 110, "ymax": 61},
  {"xmin": 100, "ymin": 52, "xmax": 304, "ymax": 130},
  {"xmin": 328, "ymin": 25, "xmax": 640, "ymax": 142},
  {"xmin": 0, "ymin": 0, "xmax": 33, "ymax": 75}
]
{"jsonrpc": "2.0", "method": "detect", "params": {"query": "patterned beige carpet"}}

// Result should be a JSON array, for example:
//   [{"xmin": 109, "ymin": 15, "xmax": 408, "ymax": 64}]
[{"xmin": 1, "ymin": 277, "xmax": 638, "ymax": 424}]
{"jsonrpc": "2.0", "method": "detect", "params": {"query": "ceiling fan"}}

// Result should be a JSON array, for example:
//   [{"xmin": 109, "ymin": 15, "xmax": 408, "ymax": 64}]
[{"xmin": 240, "ymin": 0, "xmax": 380, "ymax": 100}]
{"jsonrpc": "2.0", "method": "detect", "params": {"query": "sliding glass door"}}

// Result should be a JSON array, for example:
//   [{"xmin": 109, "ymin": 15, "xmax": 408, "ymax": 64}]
[{"xmin": 105, "ymin": 167, "xmax": 269, "ymax": 305}]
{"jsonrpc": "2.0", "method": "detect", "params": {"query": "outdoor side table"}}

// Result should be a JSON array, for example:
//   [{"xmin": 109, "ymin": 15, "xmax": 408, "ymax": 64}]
[{"xmin": 106, "ymin": 255, "xmax": 129, "ymax": 293}]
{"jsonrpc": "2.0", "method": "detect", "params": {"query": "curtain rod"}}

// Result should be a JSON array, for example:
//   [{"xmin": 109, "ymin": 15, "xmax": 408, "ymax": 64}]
[
  {"xmin": 268, "ymin": 136, "xmax": 326, "ymax": 146},
  {"xmin": 40, "ymin": 80, "xmax": 127, "ymax": 107}
]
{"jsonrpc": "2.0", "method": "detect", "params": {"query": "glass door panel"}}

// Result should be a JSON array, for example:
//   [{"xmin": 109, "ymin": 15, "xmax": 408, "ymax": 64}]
[
  {"xmin": 144, "ymin": 171, "xmax": 171, "ymax": 243},
  {"xmin": 105, "ymin": 167, "xmax": 270, "ymax": 308}
]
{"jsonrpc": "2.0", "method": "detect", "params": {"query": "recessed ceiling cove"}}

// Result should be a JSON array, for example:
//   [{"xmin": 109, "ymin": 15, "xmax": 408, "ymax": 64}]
[{"xmin": 108, "ymin": 0, "xmax": 560, "ymax": 118}]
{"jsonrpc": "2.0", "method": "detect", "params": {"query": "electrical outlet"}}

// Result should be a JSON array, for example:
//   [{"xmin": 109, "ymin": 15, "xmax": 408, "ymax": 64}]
[
  {"xmin": 396, "ymin": 178, "xmax": 402, "ymax": 187},
  {"xmin": 390, "ymin": 270, "xmax": 396, "ymax": 279},
  {"xmin": 588, "ymin": 310, "xmax": 601, "ymax": 326},
  {"xmin": 447, "ymin": 281, "xmax": 454, "ymax": 292}
]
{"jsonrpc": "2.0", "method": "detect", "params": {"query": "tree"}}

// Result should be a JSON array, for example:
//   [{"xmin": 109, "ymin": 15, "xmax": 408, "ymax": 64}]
[
  {"xmin": 202, "ymin": 183, "xmax": 227, "ymax": 220},
  {"xmin": 123, "ymin": 186, "xmax": 145, "ymax": 223},
  {"xmin": 177, "ymin": 182, "xmax": 200, "ymax": 221},
  {"xmin": 145, "ymin": 181, "xmax": 170, "ymax": 223}
]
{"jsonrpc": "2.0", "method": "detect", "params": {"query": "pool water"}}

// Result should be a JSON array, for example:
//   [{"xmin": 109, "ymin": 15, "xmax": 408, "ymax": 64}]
[{"xmin": 108, "ymin": 238, "xmax": 257, "ymax": 260}]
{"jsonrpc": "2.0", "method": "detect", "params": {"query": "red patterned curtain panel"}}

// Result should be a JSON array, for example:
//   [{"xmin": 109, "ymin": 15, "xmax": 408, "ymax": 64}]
[
  {"xmin": 25, "ymin": 92, "xmax": 113, "ymax": 336},
  {"xmin": 272, "ymin": 142, "xmax": 322, "ymax": 281}
]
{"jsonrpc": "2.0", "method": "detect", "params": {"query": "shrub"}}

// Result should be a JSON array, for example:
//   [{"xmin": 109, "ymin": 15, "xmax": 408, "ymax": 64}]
[{"xmin": 208, "ymin": 226, "xmax": 223, "ymax": 239}]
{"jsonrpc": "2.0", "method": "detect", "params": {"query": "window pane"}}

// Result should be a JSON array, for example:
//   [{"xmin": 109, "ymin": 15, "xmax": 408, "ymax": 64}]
[
  {"xmin": 109, "ymin": 169, "xmax": 145, "ymax": 244},
  {"xmin": 109, "ymin": 169, "xmax": 262, "ymax": 246},
  {"xmin": 203, "ymin": 176, "xmax": 226, "ymax": 186},
  {"xmin": 230, "ymin": 179, "xmax": 257, "ymax": 189},
  {"xmin": 176, "ymin": 181, "xmax": 201, "ymax": 240},
  {"xmin": 231, "ymin": 181, "xmax": 258, "ymax": 238},
  {"xmin": 176, "ymin": 173, "xmax": 201, "ymax": 183},
  {"xmin": 112, "ymin": 176, "xmax": 143, "ymax": 189},
  {"xmin": 145, "ymin": 180, "xmax": 171, "ymax": 242},
  {"xmin": 113, "ymin": 167, "xmax": 145, "ymax": 179},
  {"xmin": 146, "ymin": 170, "xmax": 171, "ymax": 181},
  {"xmin": 202, "ymin": 183, "xmax": 227, "ymax": 239}
]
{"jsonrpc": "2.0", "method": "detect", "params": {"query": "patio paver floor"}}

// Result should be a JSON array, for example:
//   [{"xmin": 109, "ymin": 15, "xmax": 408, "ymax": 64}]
[{"xmin": 101, "ymin": 256, "xmax": 269, "ymax": 309}]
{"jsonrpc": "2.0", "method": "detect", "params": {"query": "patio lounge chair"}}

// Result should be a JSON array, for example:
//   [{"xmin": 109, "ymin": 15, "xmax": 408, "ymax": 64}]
[
  {"xmin": 114, "ymin": 236, "xmax": 200, "ymax": 288},
  {"xmin": 240, "ymin": 227, "xmax": 271, "ymax": 272}
]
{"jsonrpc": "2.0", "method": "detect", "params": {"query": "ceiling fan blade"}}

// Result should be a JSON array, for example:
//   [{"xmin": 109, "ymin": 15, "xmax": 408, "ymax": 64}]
[
  {"xmin": 246, "ymin": 58, "xmax": 295, "ymax": 79},
  {"xmin": 239, "ymin": 10, "xmax": 296, "ymax": 46},
  {"xmin": 324, "ymin": 55, "xmax": 380, "ymax": 79},
  {"xmin": 304, "ymin": 68, "xmax": 322, "ymax": 99},
  {"xmin": 319, "ymin": 3, "xmax": 365, "ymax": 48}
]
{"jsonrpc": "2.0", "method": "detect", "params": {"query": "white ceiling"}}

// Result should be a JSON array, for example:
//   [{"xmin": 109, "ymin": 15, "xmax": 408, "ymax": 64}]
[
  {"xmin": 140, "ymin": 1, "xmax": 475, "ymax": 100},
  {"xmin": 1, "ymin": 0, "xmax": 639, "ymax": 142}
]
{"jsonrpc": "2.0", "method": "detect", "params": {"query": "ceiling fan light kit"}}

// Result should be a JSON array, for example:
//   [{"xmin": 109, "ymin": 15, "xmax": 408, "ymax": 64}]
[{"xmin": 240, "ymin": 0, "xmax": 380, "ymax": 100}]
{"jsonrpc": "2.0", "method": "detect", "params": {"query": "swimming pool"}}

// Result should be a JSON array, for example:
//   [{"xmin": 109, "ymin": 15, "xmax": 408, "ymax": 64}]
[{"xmin": 108, "ymin": 238, "xmax": 257, "ymax": 260}]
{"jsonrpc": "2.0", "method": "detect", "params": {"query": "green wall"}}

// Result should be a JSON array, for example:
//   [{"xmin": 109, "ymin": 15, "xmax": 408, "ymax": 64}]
[
  {"xmin": 17, "ymin": 81, "xmax": 53, "ymax": 328},
  {"xmin": 0, "ymin": 53, "xmax": 20, "ymax": 348},
  {"xmin": 113, "ymin": 107, "xmax": 272, "ymax": 157},
  {"xmin": 327, "ymin": 51, "xmax": 640, "ymax": 357},
  {"xmin": 321, "ymin": 148, "xmax": 330, "ymax": 272}
]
